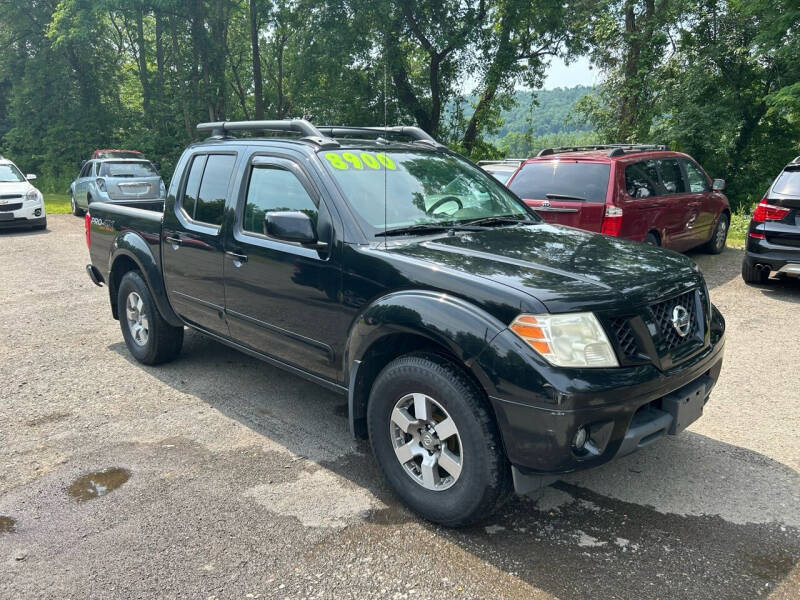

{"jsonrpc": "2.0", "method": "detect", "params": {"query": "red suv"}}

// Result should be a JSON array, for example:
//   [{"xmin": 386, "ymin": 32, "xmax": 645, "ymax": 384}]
[{"xmin": 506, "ymin": 145, "xmax": 730, "ymax": 253}]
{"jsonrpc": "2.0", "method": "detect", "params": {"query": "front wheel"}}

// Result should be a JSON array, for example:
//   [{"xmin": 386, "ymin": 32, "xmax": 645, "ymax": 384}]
[
  {"xmin": 704, "ymin": 213, "xmax": 729, "ymax": 254},
  {"xmin": 117, "ymin": 271, "xmax": 184, "ymax": 365},
  {"xmin": 367, "ymin": 353, "xmax": 511, "ymax": 527}
]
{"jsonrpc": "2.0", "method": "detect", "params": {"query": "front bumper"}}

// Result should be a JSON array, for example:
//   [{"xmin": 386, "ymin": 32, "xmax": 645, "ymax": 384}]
[
  {"xmin": 478, "ymin": 306, "xmax": 725, "ymax": 488},
  {"xmin": 0, "ymin": 200, "xmax": 46, "ymax": 229}
]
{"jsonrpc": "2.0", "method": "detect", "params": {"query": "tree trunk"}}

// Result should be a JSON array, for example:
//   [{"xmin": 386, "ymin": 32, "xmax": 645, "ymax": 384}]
[{"xmin": 249, "ymin": 0, "xmax": 264, "ymax": 120}]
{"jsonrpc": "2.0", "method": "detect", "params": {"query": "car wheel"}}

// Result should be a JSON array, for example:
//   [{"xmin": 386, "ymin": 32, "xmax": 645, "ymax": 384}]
[
  {"xmin": 367, "ymin": 352, "xmax": 511, "ymax": 527},
  {"xmin": 33, "ymin": 218, "xmax": 47, "ymax": 231},
  {"xmin": 704, "ymin": 213, "xmax": 729, "ymax": 254},
  {"xmin": 643, "ymin": 232, "xmax": 660, "ymax": 246},
  {"xmin": 117, "ymin": 271, "xmax": 184, "ymax": 365},
  {"xmin": 741, "ymin": 260, "xmax": 769, "ymax": 285},
  {"xmin": 71, "ymin": 192, "xmax": 84, "ymax": 216}
]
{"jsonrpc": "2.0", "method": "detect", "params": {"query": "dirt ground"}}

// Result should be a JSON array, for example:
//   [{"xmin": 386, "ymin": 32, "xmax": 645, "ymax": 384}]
[{"xmin": 1, "ymin": 215, "xmax": 798, "ymax": 599}]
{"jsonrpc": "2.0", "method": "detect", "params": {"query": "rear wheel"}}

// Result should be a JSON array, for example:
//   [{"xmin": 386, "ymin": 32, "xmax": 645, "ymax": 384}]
[
  {"xmin": 741, "ymin": 260, "xmax": 769, "ymax": 285},
  {"xmin": 70, "ymin": 192, "xmax": 83, "ymax": 216},
  {"xmin": 117, "ymin": 271, "xmax": 183, "ymax": 365},
  {"xmin": 704, "ymin": 213, "xmax": 729, "ymax": 254},
  {"xmin": 643, "ymin": 232, "xmax": 660, "ymax": 246},
  {"xmin": 367, "ymin": 353, "xmax": 511, "ymax": 527}
]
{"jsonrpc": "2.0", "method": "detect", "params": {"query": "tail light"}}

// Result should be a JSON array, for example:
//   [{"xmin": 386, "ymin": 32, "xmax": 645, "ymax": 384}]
[
  {"xmin": 95, "ymin": 177, "xmax": 106, "ymax": 192},
  {"xmin": 752, "ymin": 198, "xmax": 790, "ymax": 222},
  {"xmin": 601, "ymin": 205, "xmax": 623, "ymax": 236},
  {"xmin": 85, "ymin": 212, "xmax": 91, "ymax": 248}
]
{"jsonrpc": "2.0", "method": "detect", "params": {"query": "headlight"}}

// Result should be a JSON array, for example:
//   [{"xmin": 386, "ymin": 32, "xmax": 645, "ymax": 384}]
[
  {"xmin": 510, "ymin": 312, "xmax": 619, "ymax": 368},
  {"xmin": 25, "ymin": 188, "xmax": 40, "ymax": 202}
]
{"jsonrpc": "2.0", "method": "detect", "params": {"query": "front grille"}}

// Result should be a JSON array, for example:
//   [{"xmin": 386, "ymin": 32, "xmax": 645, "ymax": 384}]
[
  {"xmin": 0, "ymin": 202, "xmax": 22, "ymax": 212},
  {"xmin": 608, "ymin": 317, "xmax": 641, "ymax": 360},
  {"xmin": 0, "ymin": 194, "xmax": 22, "ymax": 200},
  {"xmin": 650, "ymin": 289, "xmax": 698, "ymax": 352}
]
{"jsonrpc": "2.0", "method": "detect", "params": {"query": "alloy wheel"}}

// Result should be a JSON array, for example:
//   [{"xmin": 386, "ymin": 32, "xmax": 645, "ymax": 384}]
[
  {"xmin": 389, "ymin": 393, "xmax": 463, "ymax": 491},
  {"xmin": 125, "ymin": 291, "xmax": 150, "ymax": 346}
]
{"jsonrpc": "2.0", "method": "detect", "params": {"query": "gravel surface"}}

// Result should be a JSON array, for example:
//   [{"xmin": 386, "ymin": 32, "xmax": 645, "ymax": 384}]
[{"xmin": 1, "ymin": 215, "xmax": 798, "ymax": 599}]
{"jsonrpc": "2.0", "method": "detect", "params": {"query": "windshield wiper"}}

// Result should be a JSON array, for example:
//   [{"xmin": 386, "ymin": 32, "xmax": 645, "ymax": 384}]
[
  {"xmin": 375, "ymin": 224, "xmax": 455, "ymax": 237},
  {"xmin": 545, "ymin": 193, "xmax": 587, "ymax": 202},
  {"xmin": 462, "ymin": 216, "xmax": 530, "ymax": 227}
]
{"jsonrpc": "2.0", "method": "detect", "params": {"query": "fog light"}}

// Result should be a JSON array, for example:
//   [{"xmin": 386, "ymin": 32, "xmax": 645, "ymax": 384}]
[
  {"xmin": 573, "ymin": 427, "xmax": 588, "ymax": 449},
  {"xmin": 34, "ymin": 208, "xmax": 42, "ymax": 217}
]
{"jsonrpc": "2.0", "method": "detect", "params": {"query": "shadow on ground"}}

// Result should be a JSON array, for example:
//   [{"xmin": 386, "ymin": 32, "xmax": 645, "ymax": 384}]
[{"xmin": 110, "ymin": 332, "xmax": 800, "ymax": 600}]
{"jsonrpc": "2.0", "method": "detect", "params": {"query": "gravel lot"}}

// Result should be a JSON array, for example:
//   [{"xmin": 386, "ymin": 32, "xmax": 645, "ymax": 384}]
[{"xmin": 1, "ymin": 215, "xmax": 798, "ymax": 599}]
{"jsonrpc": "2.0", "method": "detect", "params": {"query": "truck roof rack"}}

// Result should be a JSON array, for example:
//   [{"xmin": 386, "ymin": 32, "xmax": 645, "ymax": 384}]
[
  {"xmin": 536, "ymin": 144, "xmax": 668, "ymax": 158},
  {"xmin": 317, "ymin": 125, "xmax": 446, "ymax": 149},
  {"xmin": 196, "ymin": 119, "xmax": 340, "ymax": 148}
]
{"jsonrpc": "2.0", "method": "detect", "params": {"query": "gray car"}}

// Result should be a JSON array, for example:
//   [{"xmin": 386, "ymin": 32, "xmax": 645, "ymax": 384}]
[{"xmin": 70, "ymin": 158, "xmax": 166, "ymax": 216}]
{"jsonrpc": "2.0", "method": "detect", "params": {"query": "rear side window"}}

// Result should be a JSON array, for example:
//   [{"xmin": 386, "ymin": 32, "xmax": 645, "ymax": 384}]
[
  {"xmin": 773, "ymin": 169, "xmax": 800, "ymax": 196},
  {"xmin": 683, "ymin": 160, "xmax": 709, "ymax": 193},
  {"xmin": 657, "ymin": 159, "xmax": 687, "ymax": 194},
  {"xmin": 181, "ymin": 154, "xmax": 235, "ymax": 226},
  {"xmin": 625, "ymin": 160, "xmax": 660, "ymax": 198},
  {"xmin": 509, "ymin": 161, "xmax": 610, "ymax": 203},
  {"xmin": 243, "ymin": 167, "xmax": 318, "ymax": 235}
]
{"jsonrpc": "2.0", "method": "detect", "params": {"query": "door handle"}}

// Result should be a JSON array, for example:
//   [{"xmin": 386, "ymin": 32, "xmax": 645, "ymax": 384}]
[
  {"xmin": 225, "ymin": 251, "xmax": 248, "ymax": 266},
  {"xmin": 165, "ymin": 235, "xmax": 182, "ymax": 249}
]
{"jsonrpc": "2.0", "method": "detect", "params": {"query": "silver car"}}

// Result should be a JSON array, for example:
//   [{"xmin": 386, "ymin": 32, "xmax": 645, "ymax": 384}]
[{"xmin": 69, "ymin": 158, "xmax": 166, "ymax": 216}]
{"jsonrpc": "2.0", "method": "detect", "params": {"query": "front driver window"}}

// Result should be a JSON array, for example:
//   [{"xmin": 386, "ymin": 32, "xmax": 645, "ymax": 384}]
[
  {"xmin": 243, "ymin": 166, "xmax": 318, "ymax": 235},
  {"xmin": 657, "ymin": 159, "xmax": 687, "ymax": 194},
  {"xmin": 625, "ymin": 161, "xmax": 660, "ymax": 198},
  {"xmin": 683, "ymin": 160, "xmax": 710, "ymax": 193}
]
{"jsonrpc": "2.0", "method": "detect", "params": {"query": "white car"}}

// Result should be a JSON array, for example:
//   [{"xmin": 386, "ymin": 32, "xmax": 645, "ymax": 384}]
[{"xmin": 0, "ymin": 156, "xmax": 46, "ymax": 231}]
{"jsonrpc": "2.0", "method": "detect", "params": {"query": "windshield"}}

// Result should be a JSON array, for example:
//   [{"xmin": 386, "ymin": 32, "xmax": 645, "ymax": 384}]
[
  {"xmin": 99, "ymin": 161, "xmax": 158, "ymax": 178},
  {"xmin": 0, "ymin": 163, "xmax": 26, "ymax": 183},
  {"xmin": 321, "ymin": 149, "xmax": 533, "ymax": 235},
  {"xmin": 509, "ymin": 161, "xmax": 611, "ymax": 203}
]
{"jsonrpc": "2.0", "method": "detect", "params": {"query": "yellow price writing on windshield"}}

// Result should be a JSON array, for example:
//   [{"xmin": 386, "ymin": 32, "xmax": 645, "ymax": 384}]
[{"xmin": 324, "ymin": 152, "xmax": 396, "ymax": 171}]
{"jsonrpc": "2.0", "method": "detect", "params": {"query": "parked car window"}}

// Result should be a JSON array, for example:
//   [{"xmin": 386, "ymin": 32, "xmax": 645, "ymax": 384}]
[
  {"xmin": 657, "ymin": 159, "xmax": 687, "ymax": 194},
  {"xmin": 79, "ymin": 162, "xmax": 92, "ymax": 178},
  {"xmin": 98, "ymin": 161, "xmax": 158, "ymax": 178},
  {"xmin": 243, "ymin": 166, "xmax": 318, "ymax": 235},
  {"xmin": 683, "ymin": 160, "xmax": 709, "ymax": 193},
  {"xmin": 181, "ymin": 155, "xmax": 207, "ymax": 220},
  {"xmin": 773, "ymin": 169, "xmax": 800, "ymax": 196},
  {"xmin": 509, "ymin": 162, "xmax": 610, "ymax": 203},
  {"xmin": 195, "ymin": 154, "xmax": 235, "ymax": 225},
  {"xmin": 0, "ymin": 163, "xmax": 26, "ymax": 182},
  {"xmin": 625, "ymin": 161, "xmax": 661, "ymax": 198}
]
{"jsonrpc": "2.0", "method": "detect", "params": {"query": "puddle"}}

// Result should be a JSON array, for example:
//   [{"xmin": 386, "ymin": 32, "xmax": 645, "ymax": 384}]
[
  {"xmin": 0, "ymin": 516, "xmax": 17, "ymax": 533},
  {"xmin": 67, "ymin": 467, "xmax": 131, "ymax": 502}
]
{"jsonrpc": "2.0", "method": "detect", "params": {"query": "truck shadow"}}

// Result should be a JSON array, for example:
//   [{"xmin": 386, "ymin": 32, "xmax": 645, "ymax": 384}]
[{"xmin": 110, "ymin": 333, "xmax": 799, "ymax": 600}]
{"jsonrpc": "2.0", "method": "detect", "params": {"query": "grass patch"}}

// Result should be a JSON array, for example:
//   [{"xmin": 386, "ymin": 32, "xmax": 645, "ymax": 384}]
[
  {"xmin": 727, "ymin": 209, "xmax": 750, "ymax": 249},
  {"xmin": 44, "ymin": 193, "xmax": 72, "ymax": 214}
]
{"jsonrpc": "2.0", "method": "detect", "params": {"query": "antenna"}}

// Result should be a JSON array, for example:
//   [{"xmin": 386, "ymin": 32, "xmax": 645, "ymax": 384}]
[{"xmin": 383, "ymin": 56, "xmax": 388, "ymax": 244}]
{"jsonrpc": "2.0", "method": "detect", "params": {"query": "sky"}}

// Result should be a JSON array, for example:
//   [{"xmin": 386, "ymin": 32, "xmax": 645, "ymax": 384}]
[{"xmin": 542, "ymin": 55, "xmax": 598, "ymax": 89}]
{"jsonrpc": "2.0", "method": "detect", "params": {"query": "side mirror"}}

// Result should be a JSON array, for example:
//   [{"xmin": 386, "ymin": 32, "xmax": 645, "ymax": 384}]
[
  {"xmin": 26, "ymin": 174, "xmax": 37, "ymax": 180},
  {"xmin": 712, "ymin": 178, "xmax": 726, "ymax": 191},
  {"xmin": 265, "ymin": 211, "xmax": 320, "ymax": 245}
]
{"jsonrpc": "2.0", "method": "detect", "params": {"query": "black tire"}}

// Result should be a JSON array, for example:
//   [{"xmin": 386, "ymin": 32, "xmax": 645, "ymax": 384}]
[
  {"xmin": 367, "ymin": 353, "xmax": 511, "ymax": 527},
  {"xmin": 117, "ymin": 271, "xmax": 183, "ymax": 365},
  {"xmin": 704, "ymin": 213, "xmax": 729, "ymax": 254},
  {"xmin": 70, "ymin": 192, "xmax": 83, "ymax": 216},
  {"xmin": 741, "ymin": 259, "xmax": 769, "ymax": 285},
  {"xmin": 643, "ymin": 232, "xmax": 660, "ymax": 246}
]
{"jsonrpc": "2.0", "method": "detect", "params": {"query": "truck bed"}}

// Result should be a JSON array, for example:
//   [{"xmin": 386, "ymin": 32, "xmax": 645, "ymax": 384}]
[{"xmin": 87, "ymin": 201, "xmax": 164, "ymax": 284}]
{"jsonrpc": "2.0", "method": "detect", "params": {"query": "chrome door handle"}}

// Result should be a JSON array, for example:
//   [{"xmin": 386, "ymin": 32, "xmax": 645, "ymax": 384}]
[
  {"xmin": 165, "ymin": 236, "xmax": 182, "ymax": 248},
  {"xmin": 225, "ymin": 251, "xmax": 248, "ymax": 266}
]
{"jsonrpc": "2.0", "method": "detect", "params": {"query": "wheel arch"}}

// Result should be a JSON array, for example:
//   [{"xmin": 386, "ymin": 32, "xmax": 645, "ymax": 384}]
[
  {"xmin": 344, "ymin": 291, "xmax": 505, "ymax": 439},
  {"xmin": 107, "ymin": 234, "xmax": 181, "ymax": 327}
]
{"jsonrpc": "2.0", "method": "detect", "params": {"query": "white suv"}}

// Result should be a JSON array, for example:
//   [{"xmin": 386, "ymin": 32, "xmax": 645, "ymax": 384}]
[{"xmin": 0, "ymin": 156, "xmax": 46, "ymax": 230}]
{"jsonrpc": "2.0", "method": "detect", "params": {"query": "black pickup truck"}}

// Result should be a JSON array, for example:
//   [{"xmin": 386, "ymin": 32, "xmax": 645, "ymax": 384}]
[{"xmin": 85, "ymin": 120, "xmax": 725, "ymax": 526}]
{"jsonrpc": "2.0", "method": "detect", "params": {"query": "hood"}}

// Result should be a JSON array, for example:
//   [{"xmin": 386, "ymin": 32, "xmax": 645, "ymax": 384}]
[
  {"xmin": 0, "ymin": 181, "xmax": 34, "ymax": 198},
  {"xmin": 385, "ymin": 223, "xmax": 701, "ymax": 313}
]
